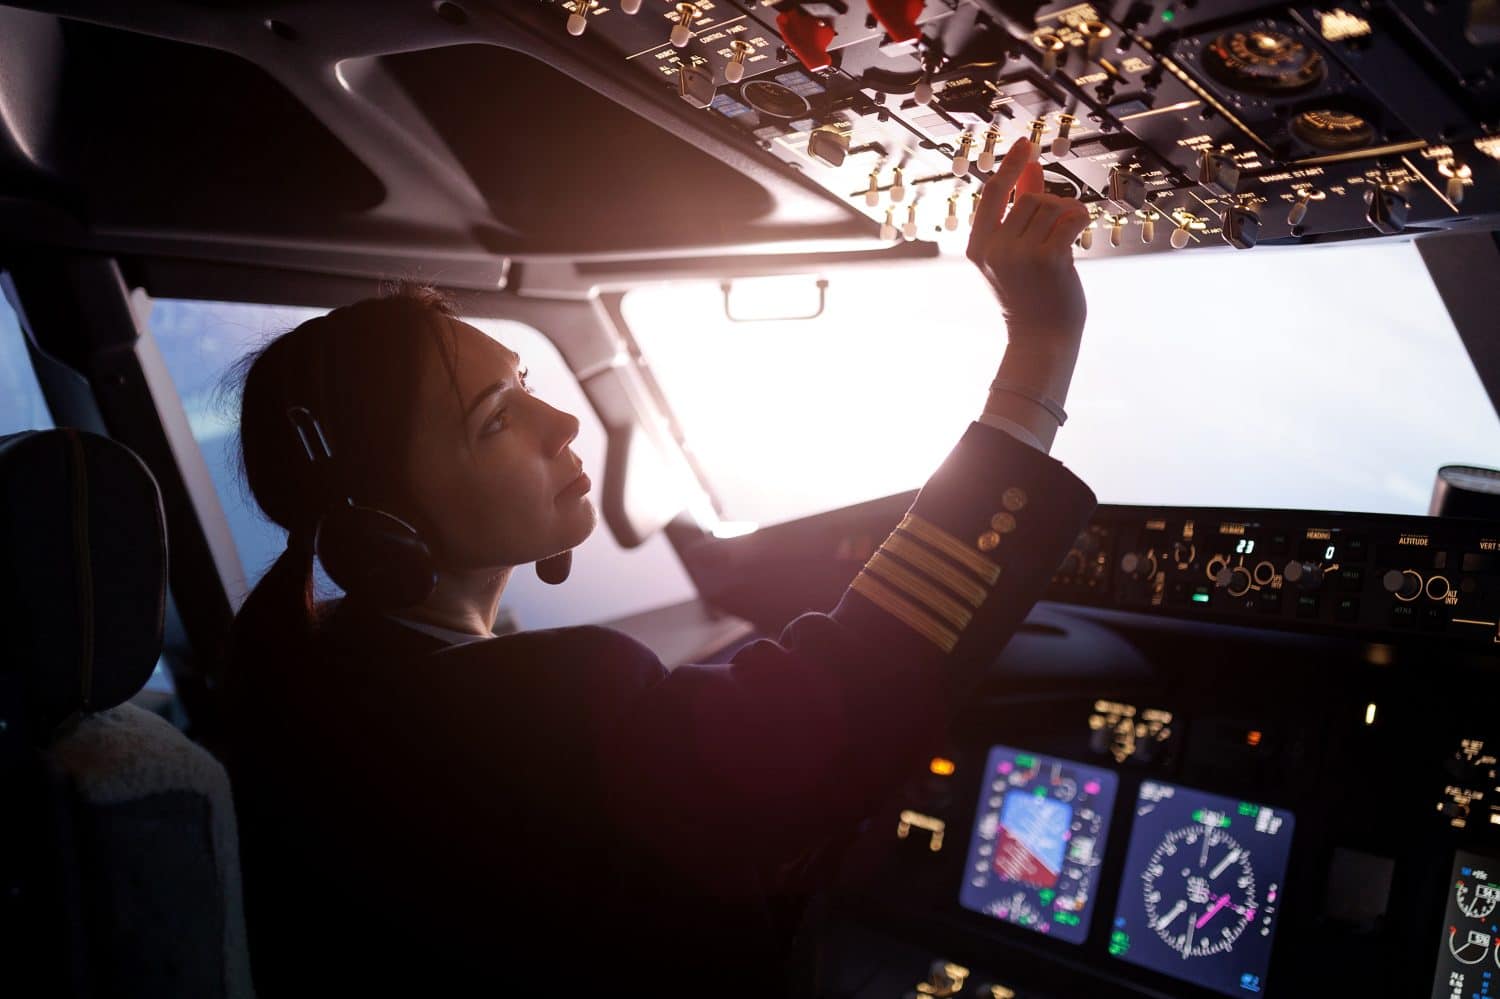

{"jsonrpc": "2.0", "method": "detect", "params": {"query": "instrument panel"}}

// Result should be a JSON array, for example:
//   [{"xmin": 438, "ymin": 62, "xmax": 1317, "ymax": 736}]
[
  {"xmin": 1045, "ymin": 504, "xmax": 1500, "ymax": 652},
  {"xmin": 535, "ymin": 0, "xmax": 1500, "ymax": 257}
]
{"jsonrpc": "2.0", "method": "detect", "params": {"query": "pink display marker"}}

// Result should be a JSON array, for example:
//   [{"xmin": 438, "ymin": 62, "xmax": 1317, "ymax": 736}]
[
  {"xmin": 999, "ymin": 761, "xmax": 1014, "ymax": 774},
  {"xmin": 1196, "ymin": 894, "xmax": 1232, "ymax": 929},
  {"xmin": 1084, "ymin": 780, "xmax": 1101, "ymax": 795}
]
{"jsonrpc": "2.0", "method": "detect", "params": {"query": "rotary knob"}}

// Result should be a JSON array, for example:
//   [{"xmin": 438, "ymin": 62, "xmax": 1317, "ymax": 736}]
[
  {"xmin": 1121, "ymin": 551, "xmax": 1158, "ymax": 579},
  {"xmin": 1282, "ymin": 560, "xmax": 1324, "ymax": 589},
  {"xmin": 1215, "ymin": 565, "xmax": 1253, "ymax": 596},
  {"xmin": 1382, "ymin": 568, "xmax": 1423, "ymax": 601}
]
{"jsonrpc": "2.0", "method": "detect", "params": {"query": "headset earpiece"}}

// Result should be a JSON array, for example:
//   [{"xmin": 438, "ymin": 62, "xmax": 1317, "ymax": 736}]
[{"xmin": 315, "ymin": 503, "xmax": 438, "ymax": 610}]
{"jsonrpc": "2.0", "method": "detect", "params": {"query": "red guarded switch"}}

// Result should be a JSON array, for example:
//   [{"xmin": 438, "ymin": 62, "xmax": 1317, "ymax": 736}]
[
  {"xmin": 776, "ymin": 7, "xmax": 837, "ymax": 72},
  {"xmin": 867, "ymin": 0, "xmax": 922, "ymax": 44}
]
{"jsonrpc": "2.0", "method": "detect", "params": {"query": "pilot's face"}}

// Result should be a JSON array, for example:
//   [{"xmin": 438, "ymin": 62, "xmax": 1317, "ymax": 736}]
[{"xmin": 403, "ymin": 318, "xmax": 596, "ymax": 570}]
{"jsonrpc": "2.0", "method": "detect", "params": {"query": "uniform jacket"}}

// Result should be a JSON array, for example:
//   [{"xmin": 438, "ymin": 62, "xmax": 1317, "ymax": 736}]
[{"xmin": 227, "ymin": 422, "xmax": 1095, "ymax": 995}]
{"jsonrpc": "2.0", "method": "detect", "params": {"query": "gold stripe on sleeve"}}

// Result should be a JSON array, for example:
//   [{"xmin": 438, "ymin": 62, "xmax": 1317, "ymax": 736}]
[
  {"xmin": 882, "ymin": 534, "xmax": 989, "ymax": 607},
  {"xmin": 866, "ymin": 552, "xmax": 974, "ymax": 630},
  {"xmin": 850, "ymin": 573, "xmax": 960, "ymax": 653},
  {"xmin": 899, "ymin": 514, "xmax": 1002, "ymax": 585}
]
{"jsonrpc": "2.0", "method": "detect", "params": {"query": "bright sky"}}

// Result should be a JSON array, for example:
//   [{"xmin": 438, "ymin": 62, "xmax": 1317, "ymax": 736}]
[{"xmin": 623, "ymin": 238, "xmax": 1500, "ymax": 525}]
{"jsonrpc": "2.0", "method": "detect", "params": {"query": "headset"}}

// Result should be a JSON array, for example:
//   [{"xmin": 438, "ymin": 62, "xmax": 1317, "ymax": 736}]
[{"xmin": 284, "ymin": 403, "xmax": 572, "ymax": 611}]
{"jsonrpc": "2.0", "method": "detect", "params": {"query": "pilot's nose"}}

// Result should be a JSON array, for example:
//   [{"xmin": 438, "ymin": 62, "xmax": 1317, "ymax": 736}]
[{"xmin": 541, "ymin": 399, "xmax": 580, "ymax": 458}]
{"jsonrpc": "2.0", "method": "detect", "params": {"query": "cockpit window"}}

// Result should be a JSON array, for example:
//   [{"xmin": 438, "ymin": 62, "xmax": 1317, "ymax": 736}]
[
  {"xmin": 622, "ymin": 240, "xmax": 1500, "ymax": 525},
  {"xmin": 0, "ymin": 286, "xmax": 52, "ymax": 435},
  {"xmin": 147, "ymin": 299, "xmax": 692, "ymax": 628}
]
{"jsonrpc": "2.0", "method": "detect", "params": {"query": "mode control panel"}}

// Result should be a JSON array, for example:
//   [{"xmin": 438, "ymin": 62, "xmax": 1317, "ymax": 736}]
[{"xmin": 1045, "ymin": 506, "xmax": 1500, "ymax": 651}]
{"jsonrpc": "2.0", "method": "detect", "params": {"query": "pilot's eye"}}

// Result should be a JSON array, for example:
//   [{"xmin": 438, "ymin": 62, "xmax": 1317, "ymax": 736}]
[{"xmin": 481, "ymin": 409, "xmax": 507, "ymax": 436}]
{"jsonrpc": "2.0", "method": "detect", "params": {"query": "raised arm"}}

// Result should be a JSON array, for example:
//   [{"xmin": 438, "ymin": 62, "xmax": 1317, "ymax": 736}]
[{"xmin": 604, "ymin": 140, "xmax": 1097, "ymax": 886}]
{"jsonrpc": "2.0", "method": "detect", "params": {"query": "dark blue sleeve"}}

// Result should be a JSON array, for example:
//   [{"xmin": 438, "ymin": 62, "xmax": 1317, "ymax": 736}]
[{"xmin": 602, "ymin": 424, "xmax": 1096, "ymax": 887}]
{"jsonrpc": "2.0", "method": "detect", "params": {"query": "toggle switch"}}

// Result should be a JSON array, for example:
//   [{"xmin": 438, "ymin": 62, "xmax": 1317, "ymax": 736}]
[
  {"xmin": 1078, "ymin": 223, "xmax": 1094, "ymax": 250},
  {"xmin": 677, "ymin": 63, "xmax": 717, "ymax": 108},
  {"xmin": 1288, "ymin": 192, "xmax": 1311, "ymax": 226},
  {"xmin": 1108, "ymin": 215, "xmax": 1124, "ymax": 247},
  {"xmin": 890, "ymin": 166, "xmax": 906, "ymax": 202},
  {"xmin": 879, "ymin": 207, "xmax": 897, "ymax": 240},
  {"xmin": 945, "ymin": 192, "xmax": 960, "ymax": 230},
  {"xmin": 620, "ymin": 0, "xmax": 642, "ymax": 12},
  {"xmin": 977, "ymin": 127, "xmax": 1002, "ymax": 172},
  {"xmin": 1035, "ymin": 30, "xmax": 1066, "ymax": 75},
  {"xmin": 952, "ymin": 132, "xmax": 975, "ymax": 175},
  {"xmin": 1050, "ymin": 114, "xmax": 1075, "ymax": 158},
  {"xmin": 1170, "ymin": 219, "xmax": 1192, "ymax": 249},
  {"xmin": 969, "ymin": 190, "xmax": 981, "ymax": 227},
  {"xmin": 724, "ymin": 39, "xmax": 753, "ymax": 83},
  {"xmin": 1107, "ymin": 165, "xmax": 1147, "ymax": 210},
  {"xmin": 1138, "ymin": 209, "xmax": 1158, "ymax": 244},
  {"xmin": 671, "ymin": 3, "xmax": 697, "ymax": 47},
  {"xmin": 1439, "ymin": 160, "xmax": 1472, "ymax": 206},
  {"xmin": 913, "ymin": 73, "xmax": 933, "ymax": 105},
  {"xmin": 1027, "ymin": 119, "xmax": 1046, "ymax": 160},
  {"xmin": 566, "ymin": 0, "xmax": 593, "ymax": 36},
  {"xmin": 776, "ymin": 7, "xmax": 836, "ymax": 71},
  {"xmin": 864, "ymin": 170, "xmax": 881, "ymax": 207},
  {"xmin": 902, "ymin": 203, "xmax": 919, "ymax": 239},
  {"xmin": 1082, "ymin": 19, "xmax": 1112, "ymax": 61},
  {"xmin": 866, "ymin": 0, "xmax": 923, "ymax": 45}
]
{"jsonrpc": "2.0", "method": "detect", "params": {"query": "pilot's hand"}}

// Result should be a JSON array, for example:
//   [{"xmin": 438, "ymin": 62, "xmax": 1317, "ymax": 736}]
[{"xmin": 966, "ymin": 138, "xmax": 1092, "ymax": 348}]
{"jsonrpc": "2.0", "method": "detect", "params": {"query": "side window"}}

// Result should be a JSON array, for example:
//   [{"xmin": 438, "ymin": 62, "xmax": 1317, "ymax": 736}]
[
  {"xmin": 148, "ymin": 298, "xmax": 694, "ymax": 630},
  {"xmin": 0, "ymin": 285, "xmax": 53, "ymax": 434},
  {"xmin": 148, "ymin": 299, "xmax": 325, "ymax": 597}
]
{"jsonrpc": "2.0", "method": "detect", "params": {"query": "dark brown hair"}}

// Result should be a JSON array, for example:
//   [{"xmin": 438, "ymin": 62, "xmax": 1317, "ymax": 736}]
[{"xmin": 227, "ymin": 283, "xmax": 457, "ymax": 641}]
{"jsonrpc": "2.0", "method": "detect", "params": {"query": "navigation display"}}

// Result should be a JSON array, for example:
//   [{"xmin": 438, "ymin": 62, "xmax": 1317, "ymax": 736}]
[
  {"xmin": 1110, "ymin": 782, "xmax": 1294, "ymax": 996},
  {"xmin": 1430, "ymin": 850, "xmax": 1500, "ymax": 999},
  {"xmin": 959, "ymin": 745, "xmax": 1119, "ymax": 944}
]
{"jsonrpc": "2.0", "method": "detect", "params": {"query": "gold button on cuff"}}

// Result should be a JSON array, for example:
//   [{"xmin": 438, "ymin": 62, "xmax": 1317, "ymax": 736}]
[
  {"xmin": 990, "ymin": 512, "xmax": 1017, "ymax": 534},
  {"xmin": 977, "ymin": 531, "xmax": 1001, "ymax": 552},
  {"xmin": 1001, "ymin": 487, "xmax": 1028, "ymax": 512}
]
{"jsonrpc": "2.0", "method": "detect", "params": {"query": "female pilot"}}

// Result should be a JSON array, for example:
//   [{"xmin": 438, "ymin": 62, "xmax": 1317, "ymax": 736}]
[{"xmin": 225, "ymin": 140, "xmax": 1095, "ymax": 995}]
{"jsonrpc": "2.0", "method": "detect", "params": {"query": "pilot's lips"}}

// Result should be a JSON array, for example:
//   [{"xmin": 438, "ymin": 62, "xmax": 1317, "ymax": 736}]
[{"xmin": 557, "ymin": 470, "xmax": 591, "ymax": 500}]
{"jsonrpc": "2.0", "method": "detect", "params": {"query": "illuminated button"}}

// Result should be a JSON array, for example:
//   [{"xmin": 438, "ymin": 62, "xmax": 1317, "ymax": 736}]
[
  {"xmin": 929, "ymin": 756, "xmax": 956, "ymax": 776},
  {"xmin": 1002, "ymin": 487, "xmax": 1028, "ymax": 512},
  {"xmin": 990, "ymin": 511, "xmax": 1017, "ymax": 533},
  {"xmin": 978, "ymin": 531, "xmax": 1001, "ymax": 552},
  {"xmin": 1426, "ymin": 574, "xmax": 1452, "ymax": 601}
]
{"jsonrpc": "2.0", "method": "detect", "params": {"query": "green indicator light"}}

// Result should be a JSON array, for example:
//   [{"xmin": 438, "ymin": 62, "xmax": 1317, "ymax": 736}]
[
  {"xmin": 1055, "ymin": 911, "xmax": 1081, "ymax": 926},
  {"xmin": 1035, "ymin": 786, "xmax": 1048, "ymax": 797},
  {"xmin": 1192, "ymin": 809, "xmax": 1204, "ymax": 823},
  {"xmin": 1016, "ymin": 754, "xmax": 1036, "ymax": 767},
  {"xmin": 1039, "ymin": 889, "xmax": 1056, "ymax": 904},
  {"xmin": 1192, "ymin": 592, "xmax": 1211, "ymax": 603},
  {"xmin": 1238, "ymin": 802, "xmax": 1259, "ymax": 816},
  {"xmin": 1161, "ymin": 8, "xmax": 1175, "ymax": 21}
]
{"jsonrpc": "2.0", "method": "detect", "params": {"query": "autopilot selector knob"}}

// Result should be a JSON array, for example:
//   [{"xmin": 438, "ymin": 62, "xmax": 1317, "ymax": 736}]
[
  {"xmin": 1121, "ymin": 551, "xmax": 1157, "ymax": 579},
  {"xmin": 1383, "ymin": 568, "xmax": 1423, "ymax": 601},
  {"xmin": 1215, "ymin": 565, "xmax": 1253, "ymax": 596},
  {"xmin": 1283, "ymin": 560, "xmax": 1324, "ymax": 589}
]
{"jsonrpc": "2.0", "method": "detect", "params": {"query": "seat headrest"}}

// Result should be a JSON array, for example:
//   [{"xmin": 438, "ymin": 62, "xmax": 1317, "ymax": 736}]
[{"xmin": 0, "ymin": 429, "xmax": 167, "ymax": 741}]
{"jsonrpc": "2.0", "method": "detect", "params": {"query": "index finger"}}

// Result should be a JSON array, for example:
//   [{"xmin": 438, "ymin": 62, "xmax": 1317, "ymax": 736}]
[{"xmin": 966, "ymin": 138, "xmax": 1032, "ymax": 255}]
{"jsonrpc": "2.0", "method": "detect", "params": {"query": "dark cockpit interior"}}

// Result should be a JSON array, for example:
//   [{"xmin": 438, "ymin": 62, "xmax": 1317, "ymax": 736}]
[{"xmin": 2, "ymin": 1, "xmax": 1500, "ymax": 996}]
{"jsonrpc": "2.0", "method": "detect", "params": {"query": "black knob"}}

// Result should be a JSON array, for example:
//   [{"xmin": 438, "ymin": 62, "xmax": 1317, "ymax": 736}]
[
  {"xmin": 1223, "ymin": 206, "xmax": 1261, "ymax": 249},
  {"xmin": 1283, "ymin": 560, "xmax": 1324, "ymax": 589},
  {"xmin": 1121, "ymin": 551, "xmax": 1156, "ymax": 578},
  {"xmin": 1364, "ymin": 187, "xmax": 1409, "ymax": 235},
  {"xmin": 1382, "ymin": 568, "xmax": 1423, "ymax": 600}
]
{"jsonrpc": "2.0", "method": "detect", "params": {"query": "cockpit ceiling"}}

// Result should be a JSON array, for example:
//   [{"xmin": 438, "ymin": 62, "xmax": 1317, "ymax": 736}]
[
  {"xmin": 0, "ymin": 0, "xmax": 1496, "ymax": 273},
  {"xmin": 0, "ymin": 1, "xmax": 870, "ymax": 271}
]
